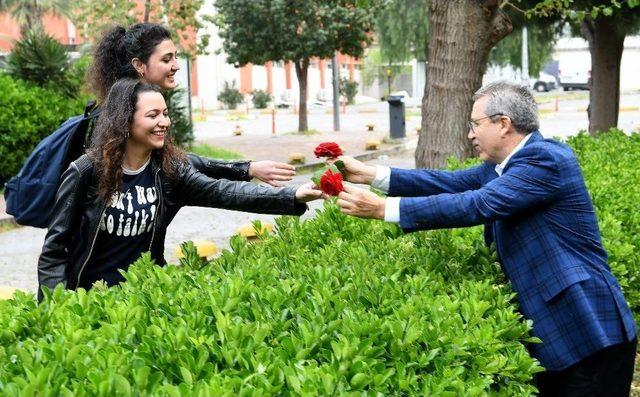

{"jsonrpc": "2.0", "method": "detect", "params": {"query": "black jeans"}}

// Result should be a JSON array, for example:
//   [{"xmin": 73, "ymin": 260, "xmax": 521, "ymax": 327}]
[{"xmin": 535, "ymin": 338, "xmax": 637, "ymax": 397}]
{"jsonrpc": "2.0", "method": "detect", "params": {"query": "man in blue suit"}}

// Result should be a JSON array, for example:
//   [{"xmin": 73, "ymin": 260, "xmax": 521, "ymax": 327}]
[{"xmin": 335, "ymin": 81, "xmax": 637, "ymax": 395}]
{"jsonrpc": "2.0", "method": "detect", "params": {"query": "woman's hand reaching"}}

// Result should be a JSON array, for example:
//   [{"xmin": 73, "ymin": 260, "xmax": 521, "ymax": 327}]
[{"xmin": 249, "ymin": 161, "xmax": 296, "ymax": 186}]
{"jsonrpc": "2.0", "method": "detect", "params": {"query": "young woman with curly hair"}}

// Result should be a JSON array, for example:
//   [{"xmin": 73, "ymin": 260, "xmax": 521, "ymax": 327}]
[
  {"xmin": 37, "ymin": 79, "xmax": 320, "ymax": 300},
  {"xmin": 86, "ymin": 23, "xmax": 294, "ymax": 186}
]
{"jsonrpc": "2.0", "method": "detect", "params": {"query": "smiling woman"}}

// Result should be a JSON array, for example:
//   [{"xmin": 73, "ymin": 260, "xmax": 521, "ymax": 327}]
[{"xmin": 36, "ymin": 78, "xmax": 322, "ymax": 301}]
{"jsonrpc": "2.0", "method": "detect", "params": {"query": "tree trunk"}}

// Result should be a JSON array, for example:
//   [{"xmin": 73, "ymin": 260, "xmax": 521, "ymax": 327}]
[
  {"xmin": 294, "ymin": 58, "xmax": 309, "ymax": 132},
  {"xmin": 143, "ymin": 0, "xmax": 152, "ymax": 23},
  {"xmin": 21, "ymin": 4, "xmax": 44, "ymax": 36},
  {"xmin": 415, "ymin": 0, "xmax": 512, "ymax": 168},
  {"xmin": 580, "ymin": 17, "xmax": 625, "ymax": 135}
]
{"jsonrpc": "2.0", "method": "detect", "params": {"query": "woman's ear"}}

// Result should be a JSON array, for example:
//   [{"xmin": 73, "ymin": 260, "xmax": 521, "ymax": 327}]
[{"xmin": 131, "ymin": 58, "xmax": 145, "ymax": 77}]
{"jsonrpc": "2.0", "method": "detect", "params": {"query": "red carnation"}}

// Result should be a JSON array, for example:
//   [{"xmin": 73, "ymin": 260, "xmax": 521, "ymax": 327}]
[
  {"xmin": 314, "ymin": 142, "xmax": 343, "ymax": 158},
  {"xmin": 319, "ymin": 169, "xmax": 344, "ymax": 196}
]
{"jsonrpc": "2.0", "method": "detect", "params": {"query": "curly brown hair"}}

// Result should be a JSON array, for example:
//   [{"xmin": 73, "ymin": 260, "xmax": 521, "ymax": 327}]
[
  {"xmin": 88, "ymin": 78, "xmax": 185, "ymax": 202},
  {"xmin": 87, "ymin": 24, "xmax": 173, "ymax": 102}
]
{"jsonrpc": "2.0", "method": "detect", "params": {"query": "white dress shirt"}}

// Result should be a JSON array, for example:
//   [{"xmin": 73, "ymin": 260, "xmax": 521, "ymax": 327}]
[{"xmin": 375, "ymin": 133, "xmax": 533, "ymax": 223}]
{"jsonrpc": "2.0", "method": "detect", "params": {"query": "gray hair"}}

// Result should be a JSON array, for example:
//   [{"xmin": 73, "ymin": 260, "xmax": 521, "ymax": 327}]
[{"xmin": 473, "ymin": 81, "xmax": 539, "ymax": 134}]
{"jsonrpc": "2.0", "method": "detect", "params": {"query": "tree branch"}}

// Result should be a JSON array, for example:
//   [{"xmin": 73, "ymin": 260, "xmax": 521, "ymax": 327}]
[{"xmin": 501, "ymin": 1, "xmax": 525, "ymax": 14}]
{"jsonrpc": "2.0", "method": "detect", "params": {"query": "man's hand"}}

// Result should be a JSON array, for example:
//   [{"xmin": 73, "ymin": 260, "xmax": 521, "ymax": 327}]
[
  {"xmin": 336, "ymin": 184, "xmax": 386, "ymax": 219},
  {"xmin": 331, "ymin": 156, "xmax": 376, "ymax": 185},
  {"xmin": 249, "ymin": 161, "xmax": 296, "ymax": 186},
  {"xmin": 295, "ymin": 182, "xmax": 323, "ymax": 203}
]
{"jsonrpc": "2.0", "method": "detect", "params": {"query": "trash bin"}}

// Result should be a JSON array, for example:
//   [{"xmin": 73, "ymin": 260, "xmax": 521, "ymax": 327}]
[{"xmin": 387, "ymin": 95, "xmax": 406, "ymax": 139}]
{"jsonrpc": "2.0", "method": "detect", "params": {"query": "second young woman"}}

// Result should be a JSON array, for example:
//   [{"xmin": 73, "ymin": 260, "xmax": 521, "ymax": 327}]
[{"xmin": 87, "ymin": 23, "xmax": 295, "ymax": 186}]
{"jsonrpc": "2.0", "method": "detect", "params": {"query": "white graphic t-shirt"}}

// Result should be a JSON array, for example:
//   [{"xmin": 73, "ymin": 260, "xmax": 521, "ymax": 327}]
[{"xmin": 80, "ymin": 160, "xmax": 156, "ymax": 289}]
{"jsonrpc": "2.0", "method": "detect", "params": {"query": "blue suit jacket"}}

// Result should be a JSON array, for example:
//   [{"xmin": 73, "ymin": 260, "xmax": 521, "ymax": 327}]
[{"xmin": 391, "ymin": 131, "xmax": 636, "ymax": 370}]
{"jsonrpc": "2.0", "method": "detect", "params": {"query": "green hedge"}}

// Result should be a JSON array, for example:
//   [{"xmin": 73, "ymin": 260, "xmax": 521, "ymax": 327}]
[
  {"xmin": 2, "ymin": 131, "xmax": 639, "ymax": 395},
  {"xmin": 569, "ymin": 130, "xmax": 640, "ymax": 315},
  {"xmin": 0, "ymin": 74, "xmax": 86, "ymax": 185},
  {"xmin": 0, "ymin": 207, "xmax": 541, "ymax": 395}
]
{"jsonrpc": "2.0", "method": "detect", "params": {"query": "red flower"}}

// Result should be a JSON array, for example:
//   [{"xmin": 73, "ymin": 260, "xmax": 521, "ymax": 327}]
[
  {"xmin": 314, "ymin": 142, "xmax": 343, "ymax": 158},
  {"xmin": 319, "ymin": 169, "xmax": 344, "ymax": 196}
]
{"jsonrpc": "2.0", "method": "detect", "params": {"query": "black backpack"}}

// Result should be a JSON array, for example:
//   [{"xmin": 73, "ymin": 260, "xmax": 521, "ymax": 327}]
[{"xmin": 4, "ymin": 101, "xmax": 100, "ymax": 228}]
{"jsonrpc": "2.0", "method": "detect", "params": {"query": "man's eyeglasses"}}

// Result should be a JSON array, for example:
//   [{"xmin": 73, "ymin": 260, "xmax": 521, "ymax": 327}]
[{"xmin": 467, "ymin": 113, "xmax": 504, "ymax": 133}]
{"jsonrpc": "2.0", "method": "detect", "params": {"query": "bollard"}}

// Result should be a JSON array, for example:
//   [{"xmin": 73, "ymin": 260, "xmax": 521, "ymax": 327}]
[{"xmin": 271, "ymin": 107, "xmax": 276, "ymax": 137}]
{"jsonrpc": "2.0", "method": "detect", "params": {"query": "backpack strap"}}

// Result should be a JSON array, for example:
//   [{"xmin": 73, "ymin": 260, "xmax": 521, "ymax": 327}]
[{"xmin": 84, "ymin": 100, "xmax": 99, "ymax": 118}]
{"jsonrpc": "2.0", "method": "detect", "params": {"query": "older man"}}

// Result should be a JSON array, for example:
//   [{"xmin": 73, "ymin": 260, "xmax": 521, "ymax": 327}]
[{"xmin": 336, "ymin": 81, "xmax": 637, "ymax": 395}]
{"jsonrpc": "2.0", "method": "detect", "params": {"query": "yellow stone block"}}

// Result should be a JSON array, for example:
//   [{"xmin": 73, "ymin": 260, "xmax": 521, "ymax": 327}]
[
  {"xmin": 174, "ymin": 240, "xmax": 219, "ymax": 259},
  {"xmin": 365, "ymin": 140, "xmax": 380, "ymax": 150},
  {"xmin": 366, "ymin": 123, "xmax": 375, "ymax": 131},
  {"xmin": 289, "ymin": 152, "xmax": 306, "ymax": 164},
  {"xmin": 0, "ymin": 286, "xmax": 20, "ymax": 300},
  {"xmin": 237, "ymin": 222, "xmax": 274, "ymax": 238}
]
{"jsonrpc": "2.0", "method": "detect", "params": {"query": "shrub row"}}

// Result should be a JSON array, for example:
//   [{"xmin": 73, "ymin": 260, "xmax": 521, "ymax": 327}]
[
  {"xmin": 0, "ymin": 205, "xmax": 540, "ymax": 395},
  {"xmin": 0, "ymin": 74, "xmax": 86, "ymax": 185},
  {"xmin": 2, "ymin": 130, "xmax": 639, "ymax": 395},
  {"xmin": 568, "ymin": 130, "xmax": 640, "ymax": 314}
]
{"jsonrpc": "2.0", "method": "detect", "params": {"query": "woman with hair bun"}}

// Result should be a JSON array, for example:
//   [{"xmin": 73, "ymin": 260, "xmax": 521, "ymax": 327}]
[{"xmin": 87, "ymin": 23, "xmax": 295, "ymax": 186}]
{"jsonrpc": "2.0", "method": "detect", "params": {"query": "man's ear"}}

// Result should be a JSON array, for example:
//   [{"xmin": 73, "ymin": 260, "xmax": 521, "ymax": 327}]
[
  {"xmin": 499, "ymin": 115, "xmax": 515, "ymax": 137},
  {"xmin": 131, "ymin": 58, "xmax": 145, "ymax": 76}
]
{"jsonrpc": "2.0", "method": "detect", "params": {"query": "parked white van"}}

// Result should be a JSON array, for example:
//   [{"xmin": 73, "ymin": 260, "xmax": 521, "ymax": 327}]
[{"xmin": 556, "ymin": 47, "xmax": 591, "ymax": 91}]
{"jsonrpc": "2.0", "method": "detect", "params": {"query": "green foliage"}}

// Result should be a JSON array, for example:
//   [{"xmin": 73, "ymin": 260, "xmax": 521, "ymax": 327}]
[
  {"xmin": 488, "ymin": 23, "xmax": 559, "ymax": 78},
  {"xmin": 0, "ymin": 74, "xmax": 85, "ymax": 184},
  {"xmin": 339, "ymin": 78, "xmax": 359, "ymax": 105},
  {"xmin": 65, "ymin": 54, "xmax": 92, "ymax": 98},
  {"xmin": 73, "ymin": 0, "xmax": 209, "ymax": 58},
  {"xmin": 190, "ymin": 144, "xmax": 243, "ymax": 160},
  {"xmin": 528, "ymin": 0, "xmax": 639, "ymax": 20},
  {"xmin": 3, "ymin": 29, "xmax": 81, "ymax": 97},
  {"xmin": 163, "ymin": 87, "xmax": 194, "ymax": 149},
  {"xmin": 568, "ymin": 130, "xmax": 640, "ymax": 315},
  {"xmin": 0, "ymin": 204, "xmax": 541, "ymax": 395},
  {"xmin": 375, "ymin": 0, "xmax": 429, "ymax": 62},
  {"xmin": 217, "ymin": 81, "xmax": 244, "ymax": 110},
  {"xmin": 213, "ymin": 0, "xmax": 374, "ymax": 66},
  {"xmin": 213, "ymin": 0, "xmax": 374, "ymax": 130},
  {"xmin": 361, "ymin": 47, "xmax": 411, "ymax": 89},
  {"xmin": 2, "ymin": 131, "xmax": 639, "ymax": 394},
  {"xmin": 251, "ymin": 89, "xmax": 271, "ymax": 109},
  {"xmin": 0, "ymin": 0, "xmax": 72, "ymax": 34}
]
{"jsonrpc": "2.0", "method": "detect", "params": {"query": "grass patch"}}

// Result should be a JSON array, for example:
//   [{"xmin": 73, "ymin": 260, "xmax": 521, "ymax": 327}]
[
  {"xmin": 226, "ymin": 111, "xmax": 249, "ymax": 121},
  {"xmin": 620, "ymin": 106, "xmax": 639, "ymax": 112},
  {"xmin": 534, "ymin": 91, "xmax": 589, "ymax": 104},
  {"xmin": 357, "ymin": 108, "xmax": 378, "ymax": 113},
  {"xmin": 284, "ymin": 129, "xmax": 321, "ymax": 136},
  {"xmin": 190, "ymin": 144, "xmax": 244, "ymax": 160},
  {"xmin": 0, "ymin": 221, "xmax": 19, "ymax": 233}
]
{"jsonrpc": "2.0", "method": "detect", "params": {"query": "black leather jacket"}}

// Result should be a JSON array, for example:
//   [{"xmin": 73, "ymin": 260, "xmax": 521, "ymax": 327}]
[
  {"xmin": 37, "ymin": 154, "xmax": 306, "ymax": 300},
  {"xmin": 186, "ymin": 153, "xmax": 251, "ymax": 182}
]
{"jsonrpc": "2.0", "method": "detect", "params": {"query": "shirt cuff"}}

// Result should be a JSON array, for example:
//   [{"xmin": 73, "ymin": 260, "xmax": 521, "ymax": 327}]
[
  {"xmin": 372, "ymin": 165, "xmax": 391, "ymax": 193},
  {"xmin": 384, "ymin": 197, "xmax": 401, "ymax": 223}
]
